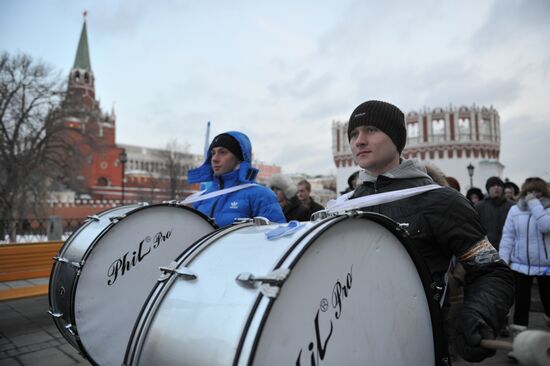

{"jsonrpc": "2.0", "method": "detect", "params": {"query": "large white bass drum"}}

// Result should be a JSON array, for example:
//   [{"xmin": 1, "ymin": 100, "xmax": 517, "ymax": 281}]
[
  {"xmin": 48, "ymin": 203, "xmax": 216, "ymax": 366},
  {"xmin": 125, "ymin": 212, "xmax": 448, "ymax": 366}
]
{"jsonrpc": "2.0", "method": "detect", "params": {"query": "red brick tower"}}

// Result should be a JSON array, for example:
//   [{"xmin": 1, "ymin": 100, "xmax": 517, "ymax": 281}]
[{"xmin": 58, "ymin": 14, "xmax": 125, "ymax": 199}]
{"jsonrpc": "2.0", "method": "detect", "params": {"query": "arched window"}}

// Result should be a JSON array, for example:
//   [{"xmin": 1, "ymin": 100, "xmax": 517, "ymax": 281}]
[
  {"xmin": 458, "ymin": 118, "xmax": 470, "ymax": 140},
  {"xmin": 97, "ymin": 177, "xmax": 109, "ymax": 186},
  {"xmin": 84, "ymin": 73, "xmax": 90, "ymax": 83},
  {"xmin": 431, "ymin": 119, "xmax": 445, "ymax": 142},
  {"xmin": 407, "ymin": 122, "xmax": 419, "ymax": 145},
  {"xmin": 480, "ymin": 119, "xmax": 492, "ymax": 141},
  {"xmin": 74, "ymin": 71, "xmax": 81, "ymax": 82}
]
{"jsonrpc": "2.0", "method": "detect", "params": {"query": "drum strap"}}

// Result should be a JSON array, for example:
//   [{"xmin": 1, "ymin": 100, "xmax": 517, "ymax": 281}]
[
  {"xmin": 179, "ymin": 183, "xmax": 258, "ymax": 205},
  {"xmin": 326, "ymin": 184, "xmax": 442, "ymax": 213},
  {"xmin": 440, "ymin": 259, "xmax": 453, "ymax": 308}
]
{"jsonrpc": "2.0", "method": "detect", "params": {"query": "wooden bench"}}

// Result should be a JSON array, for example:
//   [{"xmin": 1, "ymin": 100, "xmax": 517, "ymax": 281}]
[{"xmin": 0, "ymin": 241, "xmax": 63, "ymax": 301}]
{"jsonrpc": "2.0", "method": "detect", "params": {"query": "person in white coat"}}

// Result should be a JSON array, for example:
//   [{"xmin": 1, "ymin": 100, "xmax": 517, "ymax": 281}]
[{"xmin": 499, "ymin": 177, "xmax": 550, "ymax": 330}]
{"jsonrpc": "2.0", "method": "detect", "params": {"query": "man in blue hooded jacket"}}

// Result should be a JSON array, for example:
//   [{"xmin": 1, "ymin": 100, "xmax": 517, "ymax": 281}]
[{"xmin": 187, "ymin": 131, "xmax": 286, "ymax": 227}]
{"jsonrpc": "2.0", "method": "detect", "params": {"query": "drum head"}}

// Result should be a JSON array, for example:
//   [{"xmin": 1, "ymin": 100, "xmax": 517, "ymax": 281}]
[
  {"xmin": 49, "ymin": 204, "xmax": 141, "ymax": 351},
  {"xmin": 74, "ymin": 204, "xmax": 214, "ymax": 366},
  {"xmin": 250, "ymin": 217, "xmax": 438, "ymax": 365}
]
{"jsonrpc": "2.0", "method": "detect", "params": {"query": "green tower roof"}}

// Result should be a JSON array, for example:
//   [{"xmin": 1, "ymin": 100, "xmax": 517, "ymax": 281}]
[{"xmin": 73, "ymin": 20, "xmax": 92, "ymax": 70}]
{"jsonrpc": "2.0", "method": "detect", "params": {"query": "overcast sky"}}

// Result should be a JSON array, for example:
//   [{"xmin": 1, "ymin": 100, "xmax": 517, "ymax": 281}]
[{"xmin": 1, "ymin": 0, "xmax": 549, "ymax": 183}]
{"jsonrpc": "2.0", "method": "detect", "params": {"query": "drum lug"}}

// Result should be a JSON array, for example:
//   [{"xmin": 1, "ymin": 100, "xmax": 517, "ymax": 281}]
[
  {"xmin": 344, "ymin": 210, "xmax": 364, "ymax": 217},
  {"xmin": 53, "ymin": 255, "xmax": 69, "ymax": 263},
  {"xmin": 109, "ymin": 215, "xmax": 126, "ymax": 223},
  {"xmin": 311, "ymin": 210, "xmax": 331, "ymax": 221},
  {"xmin": 48, "ymin": 310, "xmax": 63, "ymax": 318},
  {"xmin": 65, "ymin": 323, "xmax": 76, "ymax": 336},
  {"xmin": 158, "ymin": 261, "xmax": 197, "ymax": 282},
  {"xmin": 396, "ymin": 223, "xmax": 410, "ymax": 236},
  {"xmin": 235, "ymin": 268, "xmax": 290, "ymax": 298},
  {"xmin": 234, "ymin": 216, "xmax": 271, "ymax": 225},
  {"xmin": 86, "ymin": 214, "xmax": 100, "ymax": 222}
]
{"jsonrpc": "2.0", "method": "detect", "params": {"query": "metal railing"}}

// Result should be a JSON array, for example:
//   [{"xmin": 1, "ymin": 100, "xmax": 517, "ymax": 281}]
[{"xmin": 0, "ymin": 218, "xmax": 84, "ymax": 244}]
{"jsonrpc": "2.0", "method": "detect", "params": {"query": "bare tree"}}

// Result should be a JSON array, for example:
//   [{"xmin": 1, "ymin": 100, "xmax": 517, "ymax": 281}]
[
  {"xmin": 0, "ymin": 52, "xmax": 85, "ymax": 241},
  {"xmin": 162, "ymin": 138, "xmax": 191, "ymax": 200}
]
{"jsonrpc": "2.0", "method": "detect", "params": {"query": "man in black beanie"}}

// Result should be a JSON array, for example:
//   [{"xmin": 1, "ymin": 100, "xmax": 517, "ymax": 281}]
[
  {"xmin": 475, "ymin": 176, "xmax": 514, "ymax": 250},
  {"xmin": 187, "ymin": 131, "xmax": 285, "ymax": 227},
  {"xmin": 346, "ymin": 100, "xmax": 513, "ymax": 363}
]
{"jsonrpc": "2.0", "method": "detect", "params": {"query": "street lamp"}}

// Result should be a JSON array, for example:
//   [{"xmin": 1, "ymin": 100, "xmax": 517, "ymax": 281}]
[
  {"xmin": 467, "ymin": 163, "xmax": 475, "ymax": 188},
  {"xmin": 119, "ymin": 150, "xmax": 127, "ymax": 203}
]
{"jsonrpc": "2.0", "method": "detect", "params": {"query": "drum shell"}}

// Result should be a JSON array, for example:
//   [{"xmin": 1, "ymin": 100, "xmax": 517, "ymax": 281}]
[
  {"xmin": 126, "ymin": 213, "xmax": 447, "ymax": 366},
  {"xmin": 49, "ymin": 204, "xmax": 142, "ymax": 349},
  {"xmin": 48, "ymin": 203, "xmax": 216, "ymax": 366}
]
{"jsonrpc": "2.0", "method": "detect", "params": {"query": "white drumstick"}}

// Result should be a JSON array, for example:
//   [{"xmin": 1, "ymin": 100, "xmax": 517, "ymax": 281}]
[{"xmin": 481, "ymin": 330, "xmax": 550, "ymax": 366}]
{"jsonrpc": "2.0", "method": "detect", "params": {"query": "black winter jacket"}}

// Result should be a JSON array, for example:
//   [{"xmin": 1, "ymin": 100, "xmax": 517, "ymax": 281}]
[
  {"xmin": 475, "ymin": 196, "xmax": 514, "ymax": 250},
  {"xmin": 283, "ymin": 196, "xmax": 310, "ymax": 221},
  {"xmin": 303, "ymin": 198, "xmax": 324, "ymax": 218},
  {"xmin": 351, "ymin": 162, "xmax": 514, "ymax": 333}
]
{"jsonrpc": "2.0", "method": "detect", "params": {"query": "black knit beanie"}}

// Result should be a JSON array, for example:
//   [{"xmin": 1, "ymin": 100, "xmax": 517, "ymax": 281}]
[
  {"xmin": 209, "ymin": 133, "xmax": 243, "ymax": 161},
  {"xmin": 485, "ymin": 176, "xmax": 504, "ymax": 192},
  {"xmin": 347, "ymin": 100, "xmax": 407, "ymax": 154}
]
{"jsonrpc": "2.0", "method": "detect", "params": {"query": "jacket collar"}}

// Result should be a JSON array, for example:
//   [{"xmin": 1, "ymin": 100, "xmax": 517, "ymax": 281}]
[{"xmin": 358, "ymin": 159, "xmax": 433, "ymax": 185}]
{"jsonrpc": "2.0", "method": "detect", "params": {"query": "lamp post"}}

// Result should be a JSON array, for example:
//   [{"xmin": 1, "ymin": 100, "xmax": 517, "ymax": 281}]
[
  {"xmin": 119, "ymin": 150, "xmax": 127, "ymax": 203},
  {"xmin": 467, "ymin": 163, "xmax": 475, "ymax": 188}
]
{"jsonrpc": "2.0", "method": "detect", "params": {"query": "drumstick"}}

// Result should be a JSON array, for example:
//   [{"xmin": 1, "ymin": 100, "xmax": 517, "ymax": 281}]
[
  {"xmin": 480, "ymin": 330, "xmax": 550, "ymax": 366},
  {"xmin": 479, "ymin": 339, "xmax": 512, "ymax": 351}
]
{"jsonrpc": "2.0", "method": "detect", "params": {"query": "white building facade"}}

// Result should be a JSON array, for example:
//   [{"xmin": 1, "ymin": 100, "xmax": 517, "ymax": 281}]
[{"xmin": 332, "ymin": 105, "xmax": 504, "ymax": 194}]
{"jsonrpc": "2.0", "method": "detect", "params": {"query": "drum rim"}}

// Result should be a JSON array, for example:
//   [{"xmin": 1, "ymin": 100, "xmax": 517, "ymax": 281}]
[
  {"xmin": 236, "ymin": 212, "xmax": 448, "ymax": 366},
  {"xmin": 50, "ymin": 203, "xmax": 216, "ymax": 365}
]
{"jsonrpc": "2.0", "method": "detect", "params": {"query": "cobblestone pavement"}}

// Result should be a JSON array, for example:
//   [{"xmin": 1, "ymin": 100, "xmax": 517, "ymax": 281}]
[
  {"xmin": 0, "ymin": 296, "xmax": 90, "ymax": 366},
  {"xmin": 0, "ymin": 294, "xmax": 547, "ymax": 365}
]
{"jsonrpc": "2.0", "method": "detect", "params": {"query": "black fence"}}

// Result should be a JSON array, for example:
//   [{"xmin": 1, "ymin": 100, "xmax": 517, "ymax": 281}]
[{"xmin": 0, "ymin": 217, "xmax": 85, "ymax": 244}]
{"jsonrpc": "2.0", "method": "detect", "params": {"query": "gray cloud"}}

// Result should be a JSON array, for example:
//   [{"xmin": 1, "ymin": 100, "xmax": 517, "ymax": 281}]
[
  {"xmin": 412, "ymin": 61, "xmax": 521, "ymax": 108},
  {"xmin": 500, "ymin": 114, "xmax": 550, "ymax": 183},
  {"xmin": 472, "ymin": 0, "xmax": 550, "ymax": 50}
]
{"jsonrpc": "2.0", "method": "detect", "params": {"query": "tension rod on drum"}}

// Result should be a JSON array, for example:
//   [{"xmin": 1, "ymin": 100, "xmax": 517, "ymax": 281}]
[
  {"xmin": 235, "ymin": 268, "xmax": 290, "ymax": 287},
  {"xmin": 158, "ymin": 261, "xmax": 197, "ymax": 281},
  {"xmin": 235, "ymin": 269, "xmax": 291, "ymax": 299}
]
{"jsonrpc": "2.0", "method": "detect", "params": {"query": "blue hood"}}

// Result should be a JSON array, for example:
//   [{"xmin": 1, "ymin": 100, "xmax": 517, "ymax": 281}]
[{"xmin": 188, "ymin": 131, "xmax": 259, "ymax": 184}]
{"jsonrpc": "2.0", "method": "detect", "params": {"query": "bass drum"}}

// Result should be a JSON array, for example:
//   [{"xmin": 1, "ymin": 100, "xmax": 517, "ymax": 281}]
[
  {"xmin": 125, "ymin": 213, "xmax": 448, "ymax": 366},
  {"xmin": 48, "ymin": 203, "xmax": 216, "ymax": 366}
]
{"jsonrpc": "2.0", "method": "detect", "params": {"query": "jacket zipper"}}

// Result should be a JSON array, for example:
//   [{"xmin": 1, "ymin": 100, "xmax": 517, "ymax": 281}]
[
  {"xmin": 526, "ymin": 214, "xmax": 531, "ymax": 275},
  {"xmin": 544, "ymin": 232, "xmax": 549, "ymax": 260}
]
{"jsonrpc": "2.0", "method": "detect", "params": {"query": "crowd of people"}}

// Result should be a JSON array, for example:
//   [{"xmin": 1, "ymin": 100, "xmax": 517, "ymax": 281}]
[{"xmin": 185, "ymin": 100, "xmax": 549, "ymax": 364}]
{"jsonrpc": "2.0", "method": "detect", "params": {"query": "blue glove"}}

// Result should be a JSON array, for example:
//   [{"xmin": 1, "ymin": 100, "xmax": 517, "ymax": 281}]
[
  {"xmin": 454, "ymin": 308, "xmax": 496, "ymax": 362},
  {"xmin": 265, "ymin": 221, "xmax": 304, "ymax": 240}
]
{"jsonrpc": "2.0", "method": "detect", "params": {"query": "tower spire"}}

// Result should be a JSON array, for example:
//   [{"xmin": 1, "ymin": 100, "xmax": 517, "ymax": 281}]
[{"xmin": 73, "ymin": 11, "xmax": 92, "ymax": 71}]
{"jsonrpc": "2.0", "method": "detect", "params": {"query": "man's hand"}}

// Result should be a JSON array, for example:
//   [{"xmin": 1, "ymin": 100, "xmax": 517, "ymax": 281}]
[{"xmin": 454, "ymin": 308, "xmax": 496, "ymax": 362}]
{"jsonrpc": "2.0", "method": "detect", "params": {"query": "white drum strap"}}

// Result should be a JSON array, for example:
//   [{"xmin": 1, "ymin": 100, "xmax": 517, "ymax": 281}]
[
  {"xmin": 179, "ymin": 183, "xmax": 258, "ymax": 205},
  {"xmin": 326, "ymin": 184, "xmax": 443, "ymax": 213}
]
